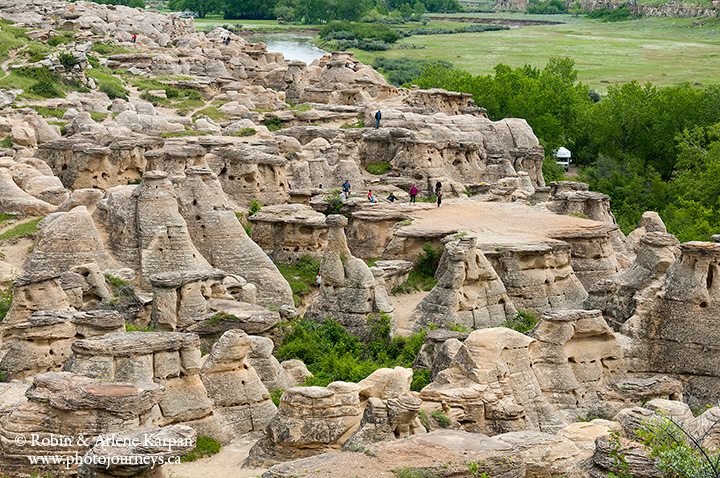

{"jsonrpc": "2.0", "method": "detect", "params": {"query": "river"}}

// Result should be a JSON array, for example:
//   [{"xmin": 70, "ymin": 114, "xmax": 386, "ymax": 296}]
[{"xmin": 244, "ymin": 32, "xmax": 327, "ymax": 65}]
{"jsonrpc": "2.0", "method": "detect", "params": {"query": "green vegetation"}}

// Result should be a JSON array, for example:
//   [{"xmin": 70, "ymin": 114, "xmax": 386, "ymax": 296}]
[
  {"xmin": 526, "ymin": 0, "xmax": 567, "ymax": 13},
  {"xmin": 277, "ymin": 313, "xmax": 429, "ymax": 390},
  {"xmin": 0, "ymin": 282, "xmax": 13, "ymax": 322},
  {"xmin": 392, "ymin": 468, "xmax": 441, "ymax": 478},
  {"xmin": 270, "ymin": 388, "xmax": 285, "ymax": 407},
  {"xmin": 0, "ymin": 137, "xmax": 12, "ymax": 148},
  {"xmin": 235, "ymin": 127, "xmax": 257, "ymax": 136},
  {"xmin": 104, "ymin": 274, "xmax": 135, "ymax": 299},
  {"xmin": 365, "ymin": 162, "xmax": 392, "ymax": 175},
  {"xmin": 125, "ymin": 324, "xmax": 157, "ymax": 332},
  {"xmin": 0, "ymin": 218, "xmax": 43, "ymax": 242},
  {"xmin": 0, "ymin": 21, "xmax": 30, "ymax": 60},
  {"xmin": 169, "ymin": 0, "xmax": 459, "ymax": 24},
  {"xmin": 430, "ymin": 409, "xmax": 451, "ymax": 428},
  {"xmin": 193, "ymin": 106, "xmax": 229, "ymax": 122},
  {"xmin": 407, "ymin": 55, "xmax": 720, "ymax": 241},
  {"xmin": 276, "ymin": 254, "xmax": 320, "ymax": 307},
  {"xmin": 0, "ymin": 214, "xmax": 15, "ymax": 227},
  {"xmin": 88, "ymin": 67, "xmax": 129, "ymax": 100},
  {"xmin": 262, "ymin": 116, "xmax": 283, "ymax": 132},
  {"xmin": 206, "ymin": 313, "xmax": 242, "ymax": 326},
  {"xmin": 587, "ymin": 4, "xmax": 639, "ymax": 22},
  {"xmin": 180, "ymin": 436, "xmax": 222, "ymax": 462},
  {"xmin": 373, "ymin": 57, "xmax": 453, "ymax": 87},
  {"xmin": 355, "ymin": 15, "xmax": 720, "ymax": 93},
  {"xmin": 249, "ymin": 199, "xmax": 263, "ymax": 216},
  {"xmin": 500, "ymin": 310, "xmax": 539, "ymax": 334},
  {"xmin": 392, "ymin": 243, "xmax": 442, "ymax": 294}
]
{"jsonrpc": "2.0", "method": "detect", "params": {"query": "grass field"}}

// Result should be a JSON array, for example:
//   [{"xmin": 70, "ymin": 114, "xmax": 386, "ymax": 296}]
[{"xmin": 345, "ymin": 14, "xmax": 720, "ymax": 93}]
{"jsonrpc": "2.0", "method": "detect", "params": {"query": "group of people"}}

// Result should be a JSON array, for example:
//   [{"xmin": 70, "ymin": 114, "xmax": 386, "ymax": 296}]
[
  {"xmin": 347, "ymin": 179, "xmax": 442, "ymax": 207},
  {"xmin": 223, "ymin": 36, "xmax": 231, "ymax": 45},
  {"xmin": 345, "ymin": 62, "xmax": 359, "ymax": 72}
]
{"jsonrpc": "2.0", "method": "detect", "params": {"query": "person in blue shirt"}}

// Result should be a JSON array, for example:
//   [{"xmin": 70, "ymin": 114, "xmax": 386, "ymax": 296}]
[
  {"xmin": 375, "ymin": 110, "xmax": 382, "ymax": 128},
  {"xmin": 342, "ymin": 180, "xmax": 351, "ymax": 195}
]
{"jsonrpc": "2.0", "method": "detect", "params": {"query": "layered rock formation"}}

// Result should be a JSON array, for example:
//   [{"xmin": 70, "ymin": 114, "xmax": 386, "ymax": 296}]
[
  {"xmin": 305, "ymin": 215, "xmax": 393, "ymax": 335},
  {"xmin": 245, "ymin": 382, "xmax": 362, "ymax": 467},
  {"xmin": 414, "ymin": 234, "xmax": 516, "ymax": 331}
]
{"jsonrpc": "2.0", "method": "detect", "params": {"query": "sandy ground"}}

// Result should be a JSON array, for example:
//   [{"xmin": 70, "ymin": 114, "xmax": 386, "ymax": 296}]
[
  {"xmin": 393, "ymin": 290, "xmax": 429, "ymax": 337},
  {"xmin": 402, "ymin": 196, "xmax": 604, "ymax": 247},
  {"xmin": 0, "ymin": 216, "xmax": 37, "ymax": 282},
  {"xmin": 166, "ymin": 433, "xmax": 267, "ymax": 478}
]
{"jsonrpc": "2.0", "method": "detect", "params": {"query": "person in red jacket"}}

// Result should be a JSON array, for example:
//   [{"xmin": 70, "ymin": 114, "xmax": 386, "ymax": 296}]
[{"xmin": 409, "ymin": 184, "xmax": 418, "ymax": 203}]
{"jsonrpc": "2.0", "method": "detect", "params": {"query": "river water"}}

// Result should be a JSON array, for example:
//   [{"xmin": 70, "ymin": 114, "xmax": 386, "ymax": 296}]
[{"xmin": 244, "ymin": 33, "xmax": 327, "ymax": 65}]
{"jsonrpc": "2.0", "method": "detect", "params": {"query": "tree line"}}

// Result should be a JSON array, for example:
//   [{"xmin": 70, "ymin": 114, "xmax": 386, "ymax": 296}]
[
  {"xmin": 167, "ymin": 0, "xmax": 461, "ymax": 21},
  {"xmin": 406, "ymin": 58, "xmax": 720, "ymax": 241}
]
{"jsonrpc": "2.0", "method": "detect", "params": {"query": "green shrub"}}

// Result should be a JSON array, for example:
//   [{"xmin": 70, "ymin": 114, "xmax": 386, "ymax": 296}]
[
  {"xmin": 263, "ymin": 116, "xmax": 283, "ymax": 132},
  {"xmin": 235, "ymin": 127, "xmax": 256, "ymax": 137},
  {"xmin": 416, "ymin": 242, "xmax": 442, "ymax": 277},
  {"xmin": 180, "ymin": 436, "xmax": 222, "ymax": 463},
  {"xmin": 48, "ymin": 35, "xmax": 71, "ymax": 47},
  {"xmin": 319, "ymin": 21, "xmax": 401, "ymax": 44},
  {"xmin": 0, "ymin": 282, "xmax": 13, "ymax": 322},
  {"xmin": 0, "ymin": 136, "xmax": 12, "ymax": 148},
  {"xmin": 165, "ymin": 87, "xmax": 182, "ymax": 98},
  {"xmin": 276, "ymin": 254, "xmax": 320, "ymax": 305},
  {"xmin": 186, "ymin": 90, "xmax": 203, "ymax": 101},
  {"xmin": 277, "ymin": 314, "xmax": 426, "ymax": 387},
  {"xmin": 246, "ymin": 200, "xmax": 261, "ymax": 217},
  {"xmin": 270, "ymin": 389, "xmax": 285, "ymax": 407},
  {"xmin": 430, "ymin": 410, "xmax": 451, "ymax": 428},
  {"xmin": 58, "ymin": 52, "xmax": 79, "ymax": 71},
  {"xmin": 587, "ymin": 3, "xmax": 639, "ymax": 21},
  {"xmin": 526, "ymin": 0, "xmax": 567, "ymax": 13},
  {"xmin": 206, "ymin": 313, "xmax": 241, "ymax": 326},
  {"xmin": 99, "ymin": 81, "xmax": 128, "ymax": 100},
  {"xmin": 365, "ymin": 162, "xmax": 392, "ymax": 175},
  {"xmin": 500, "ymin": 310, "xmax": 539, "ymax": 334},
  {"xmin": 125, "ymin": 324, "xmax": 157, "ymax": 332}
]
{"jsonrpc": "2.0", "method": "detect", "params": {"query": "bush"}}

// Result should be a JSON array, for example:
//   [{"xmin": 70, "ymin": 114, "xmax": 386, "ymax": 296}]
[
  {"xmin": 277, "ymin": 314, "xmax": 428, "ymax": 388},
  {"xmin": 0, "ymin": 282, "xmax": 13, "ymax": 322},
  {"xmin": 392, "ymin": 243, "xmax": 442, "ymax": 295},
  {"xmin": 526, "ymin": 0, "xmax": 568, "ymax": 14},
  {"xmin": 319, "ymin": 21, "xmax": 401, "ymax": 44},
  {"xmin": 236, "ymin": 127, "xmax": 256, "ymax": 136},
  {"xmin": 249, "ymin": 199, "xmax": 262, "ymax": 216},
  {"xmin": 180, "ymin": 436, "xmax": 221, "ymax": 463},
  {"xmin": 125, "ymin": 324, "xmax": 157, "ymax": 332},
  {"xmin": 373, "ymin": 57, "xmax": 453, "ymax": 86},
  {"xmin": 99, "ymin": 81, "xmax": 128, "ymax": 100},
  {"xmin": 431, "ymin": 410, "xmax": 451, "ymax": 428},
  {"xmin": 48, "ymin": 35, "xmax": 71, "ymax": 47},
  {"xmin": 58, "ymin": 52, "xmax": 79, "ymax": 71},
  {"xmin": 365, "ymin": 162, "xmax": 392, "ymax": 175},
  {"xmin": 587, "ymin": 4, "xmax": 639, "ymax": 21},
  {"xmin": 500, "ymin": 310, "xmax": 539, "ymax": 334},
  {"xmin": 270, "ymin": 389, "xmax": 285, "ymax": 407},
  {"xmin": 263, "ymin": 116, "xmax": 283, "ymax": 131},
  {"xmin": 1, "ymin": 136, "xmax": 12, "ymax": 148}
]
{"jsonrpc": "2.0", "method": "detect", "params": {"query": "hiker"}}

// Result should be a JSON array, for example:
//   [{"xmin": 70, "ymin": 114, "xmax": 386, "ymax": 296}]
[
  {"xmin": 316, "ymin": 274, "xmax": 322, "ymax": 287},
  {"xmin": 409, "ymin": 184, "xmax": 418, "ymax": 203},
  {"xmin": 436, "ymin": 190, "xmax": 443, "ymax": 208},
  {"xmin": 435, "ymin": 180, "xmax": 442, "ymax": 196},
  {"xmin": 367, "ymin": 190, "xmax": 376, "ymax": 203},
  {"xmin": 131, "ymin": 34, "xmax": 137, "ymax": 43},
  {"xmin": 342, "ymin": 179, "xmax": 351, "ymax": 195},
  {"xmin": 375, "ymin": 110, "xmax": 382, "ymax": 129},
  {"xmin": 387, "ymin": 192, "xmax": 398, "ymax": 203},
  {"xmin": 225, "ymin": 36, "xmax": 231, "ymax": 45}
]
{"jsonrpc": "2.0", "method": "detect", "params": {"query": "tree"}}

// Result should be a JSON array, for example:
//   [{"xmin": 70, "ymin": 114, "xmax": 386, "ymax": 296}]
[{"xmin": 168, "ymin": 0, "xmax": 222, "ymax": 16}]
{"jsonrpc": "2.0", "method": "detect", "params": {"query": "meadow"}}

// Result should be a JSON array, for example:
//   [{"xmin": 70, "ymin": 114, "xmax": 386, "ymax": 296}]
[{"xmin": 346, "ymin": 14, "xmax": 720, "ymax": 93}]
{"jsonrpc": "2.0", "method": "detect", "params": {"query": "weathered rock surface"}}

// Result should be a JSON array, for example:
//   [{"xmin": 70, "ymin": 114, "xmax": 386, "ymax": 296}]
[
  {"xmin": 415, "ymin": 234, "xmax": 516, "ymax": 331},
  {"xmin": 305, "ymin": 215, "xmax": 393, "ymax": 335}
]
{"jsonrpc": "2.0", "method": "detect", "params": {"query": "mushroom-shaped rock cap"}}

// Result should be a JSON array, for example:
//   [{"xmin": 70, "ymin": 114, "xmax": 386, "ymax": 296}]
[
  {"xmin": 641, "ymin": 231, "xmax": 680, "ymax": 248},
  {"xmin": 325, "ymin": 214, "xmax": 348, "ymax": 227}
]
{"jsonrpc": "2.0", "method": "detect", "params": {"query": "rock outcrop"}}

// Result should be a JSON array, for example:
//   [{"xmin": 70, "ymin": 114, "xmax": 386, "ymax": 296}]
[
  {"xmin": 415, "ymin": 234, "xmax": 516, "ymax": 331},
  {"xmin": 305, "ymin": 215, "xmax": 393, "ymax": 335}
]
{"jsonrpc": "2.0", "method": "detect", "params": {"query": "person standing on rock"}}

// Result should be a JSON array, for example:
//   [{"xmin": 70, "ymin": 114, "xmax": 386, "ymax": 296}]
[
  {"xmin": 436, "ymin": 190, "xmax": 443, "ymax": 208},
  {"xmin": 375, "ymin": 110, "xmax": 382, "ymax": 129},
  {"xmin": 342, "ymin": 180, "xmax": 351, "ymax": 196},
  {"xmin": 435, "ymin": 180, "xmax": 442, "ymax": 196},
  {"xmin": 316, "ymin": 273, "xmax": 322, "ymax": 287},
  {"xmin": 409, "ymin": 184, "xmax": 418, "ymax": 203}
]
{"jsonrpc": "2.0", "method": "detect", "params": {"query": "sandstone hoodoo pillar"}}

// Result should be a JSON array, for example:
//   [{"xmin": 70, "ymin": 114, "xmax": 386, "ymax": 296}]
[
  {"xmin": 624, "ymin": 241, "xmax": 720, "ymax": 403},
  {"xmin": 176, "ymin": 167, "xmax": 293, "ymax": 308},
  {"xmin": 305, "ymin": 214, "xmax": 394, "ymax": 336},
  {"xmin": 133, "ymin": 170, "xmax": 211, "ymax": 288}
]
